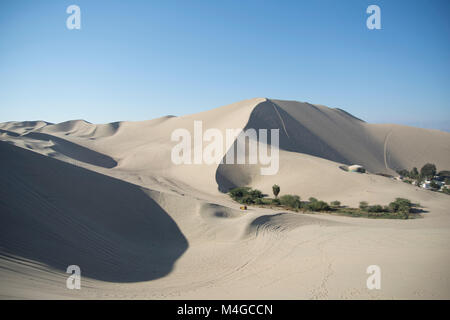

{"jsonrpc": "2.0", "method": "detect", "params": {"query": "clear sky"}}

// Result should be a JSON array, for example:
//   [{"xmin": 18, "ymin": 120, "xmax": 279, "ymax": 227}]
[{"xmin": 1, "ymin": 0, "xmax": 449, "ymax": 131}]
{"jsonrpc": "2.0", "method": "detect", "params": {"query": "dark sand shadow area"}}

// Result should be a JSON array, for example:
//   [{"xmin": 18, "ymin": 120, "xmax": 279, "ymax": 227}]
[
  {"xmin": 22, "ymin": 131, "xmax": 117, "ymax": 168},
  {"xmin": 215, "ymin": 99, "xmax": 351, "ymax": 192},
  {"xmin": 0, "ymin": 141, "xmax": 188, "ymax": 283}
]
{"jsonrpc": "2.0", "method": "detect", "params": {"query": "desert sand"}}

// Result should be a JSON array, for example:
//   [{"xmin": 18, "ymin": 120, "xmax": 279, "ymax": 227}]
[{"xmin": 1, "ymin": 98, "xmax": 450, "ymax": 299}]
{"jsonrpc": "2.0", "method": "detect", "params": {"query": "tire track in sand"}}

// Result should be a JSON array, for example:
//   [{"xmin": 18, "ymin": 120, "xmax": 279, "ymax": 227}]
[
  {"xmin": 267, "ymin": 99, "xmax": 290, "ymax": 138},
  {"xmin": 383, "ymin": 128, "xmax": 393, "ymax": 171}
]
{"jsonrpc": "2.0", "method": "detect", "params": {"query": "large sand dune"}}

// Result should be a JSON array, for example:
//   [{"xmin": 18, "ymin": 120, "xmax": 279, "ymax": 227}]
[
  {"xmin": 1, "ymin": 98, "xmax": 450, "ymax": 299},
  {"xmin": 217, "ymin": 99, "xmax": 450, "ymax": 194}
]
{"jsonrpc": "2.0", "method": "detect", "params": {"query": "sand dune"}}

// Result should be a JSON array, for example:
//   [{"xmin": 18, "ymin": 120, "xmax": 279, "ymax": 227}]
[
  {"xmin": 217, "ymin": 99, "xmax": 450, "ymax": 193},
  {"xmin": 1, "ymin": 98, "xmax": 450, "ymax": 299},
  {"xmin": 0, "ymin": 141, "xmax": 188, "ymax": 283}
]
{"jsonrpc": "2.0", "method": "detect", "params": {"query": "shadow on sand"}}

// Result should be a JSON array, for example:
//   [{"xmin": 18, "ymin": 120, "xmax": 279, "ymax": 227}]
[
  {"xmin": 0, "ymin": 141, "xmax": 188, "ymax": 283},
  {"xmin": 215, "ymin": 99, "xmax": 351, "ymax": 192},
  {"xmin": 23, "ymin": 131, "xmax": 118, "ymax": 168}
]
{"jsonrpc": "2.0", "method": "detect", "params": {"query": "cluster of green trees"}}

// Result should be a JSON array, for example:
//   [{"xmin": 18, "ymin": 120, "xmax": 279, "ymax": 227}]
[
  {"xmin": 397, "ymin": 163, "xmax": 449, "ymax": 182},
  {"xmin": 279, "ymin": 195, "xmax": 331, "ymax": 211},
  {"xmin": 228, "ymin": 185, "xmax": 416, "ymax": 219},
  {"xmin": 228, "ymin": 187, "xmax": 264, "ymax": 204},
  {"xmin": 228, "ymin": 184, "xmax": 330, "ymax": 211},
  {"xmin": 359, "ymin": 198, "xmax": 413, "ymax": 219},
  {"xmin": 397, "ymin": 164, "xmax": 450, "ymax": 194},
  {"xmin": 229, "ymin": 185, "xmax": 333, "ymax": 212},
  {"xmin": 397, "ymin": 163, "xmax": 435, "ymax": 179}
]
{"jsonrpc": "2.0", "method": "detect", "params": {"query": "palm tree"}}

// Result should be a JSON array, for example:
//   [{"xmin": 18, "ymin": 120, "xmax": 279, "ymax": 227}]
[{"xmin": 272, "ymin": 184, "xmax": 280, "ymax": 198}]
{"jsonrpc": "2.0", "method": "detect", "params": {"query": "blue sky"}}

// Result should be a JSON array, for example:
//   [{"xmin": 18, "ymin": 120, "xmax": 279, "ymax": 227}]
[{"xmin": 1, "ymin": 0, "xmax": 449, "ymax": 130}]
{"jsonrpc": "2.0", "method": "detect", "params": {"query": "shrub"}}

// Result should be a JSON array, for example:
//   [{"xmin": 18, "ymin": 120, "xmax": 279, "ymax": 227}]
[
  {"xmin": 309, "ymin": 197, "xmax": 318, "ymax": 203},
  {"xmin": 330, "ymin": 200, "xmax": 341, "ymax": 207},
  {"xmin": 359, "ymin": 201, "xmax": 369, "ymax": 210},
  {"xmin": 241, "ymin": 195, "xmax": 255, "ymax": 204},
  {"xmin": 249, "ymin": 189, "xmax": 263, "ymax": 199},
  {"xmin": 229, "ymin": 187, "xmax": 251, "ymax": 200},
  {"xmin": 388, "ymin": 201, "xmax": 399, "ymax": 213},
  {"xmin": 401, "ymin": 212, "xmax": 409, "ymax": 219},
  {"xmin": 442, "ymin": 187, "xmax": 450, "ymax": 195},
  {"xmin": 254, "ymin": 198, "xmax": 264, "ymax": 205},
  {"xmin": 367, "ymin": 211, "xmax": 385, "ymax": 218},
  {"xmin": 272, "ymin": 198, "xmax": 280, "ymax": 205},
  {"xmin": 395, "ymin": 209, "xmax": 409, "ymax": 219},
  {"xmin": 393, "ymin": 198, "xmax": 412, "ymax": 208},
  {"xmin": 279, "ymin": 195, "xmax": 301, "ymax": 209},
  {"xmin": 306, "ymin": 200, "xmax": 329, "ymax": 212},
  {"xmin": 367, "ymin": 205, "xmax": 384, "ymax": 213},
  {"xmin": 387, "ymin": 198, "xmax": 412, "ymax": 219},
  {"xmin": 228, "ymin": 187, "xmax": 263, "ymax": 204}
]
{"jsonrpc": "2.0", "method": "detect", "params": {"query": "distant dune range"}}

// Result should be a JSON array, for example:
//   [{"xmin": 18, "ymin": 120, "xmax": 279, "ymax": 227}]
[{"xmin": 1, "ymin": 98, "xmax": 450, "ymax": 299}]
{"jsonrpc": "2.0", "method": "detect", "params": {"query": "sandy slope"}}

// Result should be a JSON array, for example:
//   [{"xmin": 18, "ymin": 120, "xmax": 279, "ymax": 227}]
[{"xmin": 1, "ymin": 98, "xmax": 450, "ymax": 299}]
